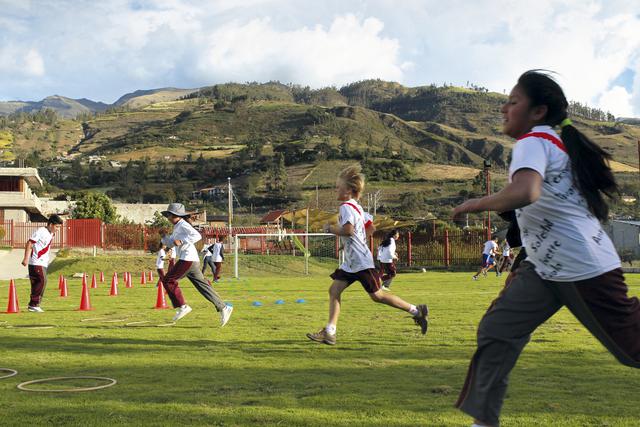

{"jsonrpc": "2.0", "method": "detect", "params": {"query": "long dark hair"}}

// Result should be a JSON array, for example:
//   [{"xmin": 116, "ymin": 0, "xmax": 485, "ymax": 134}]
[
  {"xmin": 380, "ymin": 229, "xmax": 398, "ymax": 248},
  {"xmin": 517, "ymin": 70, "xmax": 618, "ymax": 221}
]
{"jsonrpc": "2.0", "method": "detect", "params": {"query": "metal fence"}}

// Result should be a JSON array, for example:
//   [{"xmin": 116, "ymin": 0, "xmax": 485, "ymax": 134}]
[{"xmin": 0, "ymin": 220, "xmax": 488, "ymax": 267}]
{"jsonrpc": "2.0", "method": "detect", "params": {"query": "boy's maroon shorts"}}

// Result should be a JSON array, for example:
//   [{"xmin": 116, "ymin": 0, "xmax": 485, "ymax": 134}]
[{"xmin": 330, "ymin": 268, "xmax": 381, "ymax": 293}]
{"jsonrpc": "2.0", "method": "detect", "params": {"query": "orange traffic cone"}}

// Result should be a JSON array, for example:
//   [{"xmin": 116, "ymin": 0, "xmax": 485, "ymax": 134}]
[
  {"xmin": 154, "ymin": 280, "xmax": 169, "ymax": 309},
  {"xmin": 5, "ymin": 279, "xmax": 19, "ymax": 313},
  {"xmin": 91, "ymin": 273, "xmax": 98, "ymax": 289},
  {"xmin": 60, "ymin": 277, "xmax": 68, "ymax": 298},
  {"xmin": 109, "ymin": 273, "xmax": 118, "ymax": 296},
  {"xmin": 58, "ymin": 274, "xmax": 64, "ymax": 290},
  {"xmin": 148, "ymin": 271, "xmax": 153, "ymax": 281},
  {"xmin": 126, "ymin": 272, "xmax": 133, "ymax": 288},
  {"xmin": 100, "ymin": 271, "xmax": 105, "ymax": 282},
  {"xmin": 140, "ymin": 271, "xmax": 146, "ymax": 285},
  {"xmin": 78, "ymin": 274, "xmax": 92, "ymax": 311}
]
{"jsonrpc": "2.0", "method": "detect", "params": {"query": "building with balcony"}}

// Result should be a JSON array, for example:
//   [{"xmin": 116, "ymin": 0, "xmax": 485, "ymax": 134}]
[{"xmin": 0, "ymin": 168, "xmax": 47, "ymax": 222}]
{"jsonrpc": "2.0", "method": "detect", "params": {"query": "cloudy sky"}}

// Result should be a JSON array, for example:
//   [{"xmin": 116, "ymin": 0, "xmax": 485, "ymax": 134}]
[{"xmin": 1, "ymin": 0, "xmax": 639, "ymax": 116}]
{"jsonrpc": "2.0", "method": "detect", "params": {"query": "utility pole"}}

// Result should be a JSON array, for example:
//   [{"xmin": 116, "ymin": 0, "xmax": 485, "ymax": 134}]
[
  {"xmin": 227, "ymin": 177, "xmax": 232, "ymax": 243},
  {"xmin": 484, "ymin": 160, "xmax": 491, "ymax": 240},
  {"xmin": 316, "ymin": 184, "xmax": 319, "ymax": 209}
]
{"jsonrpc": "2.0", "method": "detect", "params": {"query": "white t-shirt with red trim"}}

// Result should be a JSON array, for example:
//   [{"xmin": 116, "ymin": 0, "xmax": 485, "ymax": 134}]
[
  {"xmin": 509, "ymin": 125, "xmax": 620, "ymax": 281},
  {"xmin": 338, "ymin": 199, "xmax": 375, "ymax": 273},
  {"xmin": 29, "ymin": 227, "xmax": 54, "ymax": 267},
  {"xmin": 377, "ymin": 238, "xmax": 396, "ymax": 263}
]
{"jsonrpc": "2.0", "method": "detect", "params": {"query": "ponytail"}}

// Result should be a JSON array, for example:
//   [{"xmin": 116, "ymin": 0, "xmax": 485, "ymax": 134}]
[
  {"xmin": 560, "ymin": 125, "xmax": 618, "ymax": 221},
  {"xmin": 517, "ymin": 70, "xmax": 619, "ymax": 222},
  {"xmin": 379, "ymin": 229, "xmax": 398, "ymax": 248}
]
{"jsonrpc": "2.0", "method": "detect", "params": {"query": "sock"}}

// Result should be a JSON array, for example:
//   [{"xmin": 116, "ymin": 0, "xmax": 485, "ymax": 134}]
[
  {"xmin": 408, "ymin": 305, "xmax": 418, "ymax": 316},
  {"xmin": 325, "ymin": 324, "xmax": 336, "ymax": 335}
]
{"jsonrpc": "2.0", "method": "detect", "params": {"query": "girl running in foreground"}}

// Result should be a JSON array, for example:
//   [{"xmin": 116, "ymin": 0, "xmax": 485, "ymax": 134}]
[
  {"xmin": 453, "ymin": 70, "xmax": 640, "ymax": 427},
  {"xmin": 307, "ymin": 166, "xmax": 429, "ymax": 345}
]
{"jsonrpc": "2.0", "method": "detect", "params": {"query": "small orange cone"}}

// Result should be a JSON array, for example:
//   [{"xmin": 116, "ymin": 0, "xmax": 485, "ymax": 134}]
[
  {"xmin": 109, "ymin": 273, "xmax": 119, "ymax": 296},
  {"xmin": 78, "ymin": 274, "xmax": 92, "ymax": 311},
  {"xmin": 100, "ymin": 271, "xmax": 105, "ymax": 282},
  {"xmin": 126, "ymin": 272, "xmax": 133, "ymax": 288},
  {"xmin": 148, "ymin": 271, "xmax": 153, "ymax": 281},
  {"xmin": 91, "ymin": 273, "xmax": 98, "ymax": 289},
  {"xmin": 154, "ymin": 280, "xmax": 169, "ymax": 309},
  {"xmin": 58, "ymin": 274, "xmax": 64, "ymax": 290},
  {"xmin": 60, "ymin": 277, "xmax": 68, "ymax": 298},
  {"xmin": 140, "ymin": 271, "xmax": 146, "ymax": 285},
  {"xmin": 5, "ymin": 279, "xmax": 19, "ymax": 313}
]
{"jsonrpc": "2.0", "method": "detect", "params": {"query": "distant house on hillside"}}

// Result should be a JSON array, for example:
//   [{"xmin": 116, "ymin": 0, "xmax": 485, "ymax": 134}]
[{"xmin": 191, "ymin": 185, "xmax": 226, "ymax": 200}]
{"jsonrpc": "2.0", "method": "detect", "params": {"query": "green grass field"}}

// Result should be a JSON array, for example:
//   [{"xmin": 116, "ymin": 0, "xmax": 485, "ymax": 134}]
[{"xmin": 1, "ymin": 257, "xmax": 639, "ymax": 426}]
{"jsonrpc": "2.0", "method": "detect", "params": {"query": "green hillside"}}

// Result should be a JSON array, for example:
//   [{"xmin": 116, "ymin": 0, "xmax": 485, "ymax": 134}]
[{"xmin": 0, "ymin": 80, "xmax": 638, "ymax": 222}]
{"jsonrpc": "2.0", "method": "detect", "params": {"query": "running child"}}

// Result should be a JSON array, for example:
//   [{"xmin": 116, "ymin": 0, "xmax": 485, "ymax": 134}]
[
  {"xmin": 20, "ymin": 214, "xmax": 63, "ymax": 312},
  {"xmin": 156, "ymin": 243, "xmax": 167, "ymax": 283},
  {"xmin": 307, "ymin": 165, "xmax": 429, "ymax": 345},
  {"xmin": 160, "ymin": 203, "xmax": 233, "ymax": 326},
  {"xmin": 201, "ymin": 239, "xmax": 215, "ymax": 276},
  {"xmin": 472, "ymin": 236, "xmax": 498, "ymax": 280},
  {"xmin": 377, "ymin": 229, "xmax": 399, "ymax": 291},
  {"xmin": 209, "ymin": 236, "xmax": 224, "ymax": 282},
  {"xmin": 452, "ymin": 70, "xmax": 640, "ymax": 427},
  {"xmin": 496, "ymin": 239, "xmax": 512, "ymax": 276}
]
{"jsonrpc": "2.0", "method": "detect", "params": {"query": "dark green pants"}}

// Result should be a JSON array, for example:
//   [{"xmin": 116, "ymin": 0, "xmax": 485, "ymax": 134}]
[{"xmin": 456, "ymin": 262, "xmax": 640, "ymax": 426}]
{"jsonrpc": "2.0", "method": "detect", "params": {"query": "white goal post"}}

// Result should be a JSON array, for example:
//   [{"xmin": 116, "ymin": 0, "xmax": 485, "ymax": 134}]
[{"xmin": 233, "ymin": 232, "xmax": 338, "ymax": 278}]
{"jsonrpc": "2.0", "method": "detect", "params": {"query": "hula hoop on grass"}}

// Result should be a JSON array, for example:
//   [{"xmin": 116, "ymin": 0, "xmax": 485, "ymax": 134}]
[
  {"xmin": 0, "ymin": 368, "xmax": 18, "ymax": 380},
  {"xmin": 80, "ymin": 317, "xmax": 129, "ymax": 323},
  {"xmin": 124, "ymin": 321, "xmax": 175, "ymax": 328},
  {"xmin": 5, "ymin": 325, "xmax": 55, "ymax": 330},
  {"xmin": 17, "ymin": 376, "xmax": 117, "ymax": 392}
]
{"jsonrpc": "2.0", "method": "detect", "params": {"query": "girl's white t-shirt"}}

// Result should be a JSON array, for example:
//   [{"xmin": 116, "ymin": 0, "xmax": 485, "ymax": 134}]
[
  {"xmin": 509, "ymin": 125, "xmax": 620, "ymax": 281},
  {"xmin": 156, "ymin": 248, "xmax": 166, "ymax": 269},
  {"xmin": 502, "ymin": 243, "xmax": 511, "ymax": 257},
  {"xmin": 377, "ymin": 238, "xmax": 396, "ymax": 263},
  {"xmin": 338, "ymin": 199, "xmax": 375, "ymax": 273},
  {"xmin": 210, "ymin": 242, "xmax": 224, "ymax": 262}
]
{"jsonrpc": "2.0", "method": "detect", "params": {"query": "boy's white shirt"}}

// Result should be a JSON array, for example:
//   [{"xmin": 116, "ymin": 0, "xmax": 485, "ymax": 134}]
[
  {"xmin": 28, "ymin": 226, "xmax": 54, "ymax": 267},
  {"xmin": 210, "ymin": 242, "xmax": 224, "ymax": 262},
  {"xmin": 338, "ymin": 199, "xmax": 375, "ymax": 273},
  {"xmin": 161, "ymin": 219, "xmax": 202, "ymax": 262}
]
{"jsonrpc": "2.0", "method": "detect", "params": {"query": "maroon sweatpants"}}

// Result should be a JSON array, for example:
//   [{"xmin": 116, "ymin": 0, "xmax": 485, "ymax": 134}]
[
  {"xmin": 379, "ymin": 262, "xmax": 397, "ymax": 282},
  {"xmin": 28, "ymin": 265, "xmax": 47, "ymax": 307},
  {"xmin": 213, "ymin": 262, "xmax": 222, "ymax": 280}
]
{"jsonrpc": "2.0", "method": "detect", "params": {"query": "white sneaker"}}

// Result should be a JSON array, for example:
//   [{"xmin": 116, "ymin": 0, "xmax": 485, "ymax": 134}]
[
  {"xmin": 381, "ymin": 285, "xmax": 390, "ymax": 292},
  {"xmin": 172, "ymin": 304, "xmax": 192, "ymax": 321},
  {"xmin": 472, "ymin": 276, "xmax": 478, "ymax": 281},
  {"xmin": 220, "ymin": 305, "xmax": 233, "ymax": 327},
  {"xmin": 28, "ymin": 306, "xmax": 44, "ymax": 313}
]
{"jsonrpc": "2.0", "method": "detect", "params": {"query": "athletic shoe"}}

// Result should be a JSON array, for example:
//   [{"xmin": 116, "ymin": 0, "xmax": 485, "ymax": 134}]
[
  {"xmin": 27, "ymin": 306, "xmax": 44, "ymax": 313},
  {"xmin": 482, "ymin": 271, "xmax": 487, "ymax": 277},
  {"xmin": 381, "ymin": 285, "xmax": 391, "ymax": 292},
  {"xmin": 220, "ymin": 305, "xmax": 233, "ymax": 327},
  {"xmin": 306, "ymin": 328, "xmax": 336, "ymax": 345},
  {"xmin": 413, "ymin": 304, "xmax": 429, "ymax": 335},
  {"xmin": 472, "ymin": 276, "xmax": 478, "ymax": 281},
  {"xmin": 172, "ymin": 304, "xmax": 192, "ymax": 321}
]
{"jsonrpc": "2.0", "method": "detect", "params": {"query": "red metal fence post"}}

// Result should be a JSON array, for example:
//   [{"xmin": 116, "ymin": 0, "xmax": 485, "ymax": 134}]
[
  {"xmin": 407, "ymin": 231, "xmax": 413, "ymax": 267},
  {"xmin": 444, "ymin": 229, "xmax": 450, "ymax": 267}
]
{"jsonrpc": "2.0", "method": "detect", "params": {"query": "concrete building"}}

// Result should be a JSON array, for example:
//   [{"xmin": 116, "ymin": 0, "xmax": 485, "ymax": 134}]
[
  {"xmin": 0, "ymin": 167, "xmax": 47, "ymax": 222},
  {"xmin": 605, "ymin": 220, "xmax": 640, "ymax": 257}
]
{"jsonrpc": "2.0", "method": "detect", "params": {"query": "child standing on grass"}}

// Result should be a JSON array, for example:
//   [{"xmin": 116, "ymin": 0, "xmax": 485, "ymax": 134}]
[
  {"xmin": 377, "ymin": 229, "xmax": 399, "ymax": 291},
  {"xmin": 20, "ymin": 214, "xmax": 63, "ymax": 313},
  {"xmin": 160, "ymin": 203, "xmax": 233, "ymax": 326},
  {"xmin": 452, "ymin": 70, "xmax": 640, "ymax": 427},
  {"xmin": 307, "ymin": 166, "xmax": 429, "ymax": 345},
  {"xmin": 156, "ymin": 244, "xmax": 167, "ymax": 282},
  {"xmin": 208, "ymin": 236, "xmax": 224, "ymax": 282}
]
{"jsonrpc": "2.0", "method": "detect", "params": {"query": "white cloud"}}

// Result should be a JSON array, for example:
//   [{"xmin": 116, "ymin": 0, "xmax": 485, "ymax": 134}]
[
  {"xmin": 0, "ymin": 45, "xmax": 45, "ymax": 78},
  {"xmin": 193, "ymin": 15, "xmax": 405, "ymax": 88},
  {"xmin": 598, "ymin": 86, "xmax": 633, "ymax": 117}
]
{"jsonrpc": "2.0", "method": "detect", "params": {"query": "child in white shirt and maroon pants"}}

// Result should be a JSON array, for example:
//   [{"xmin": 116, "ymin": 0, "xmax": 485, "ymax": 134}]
[
  {"xmin": 21, "ymin": 214, "xmax": 63, "ymax": 312},
  {"xmin": 160, "ymin": 203, "xmax": 233, "ymax": 327},
  {"xmin": 307, "ymin": 166, "xmax": 429, "ymax": 345},
  {"xmin": 453, "ymin": 71, "xmax": 639, "ymax": 427}
]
